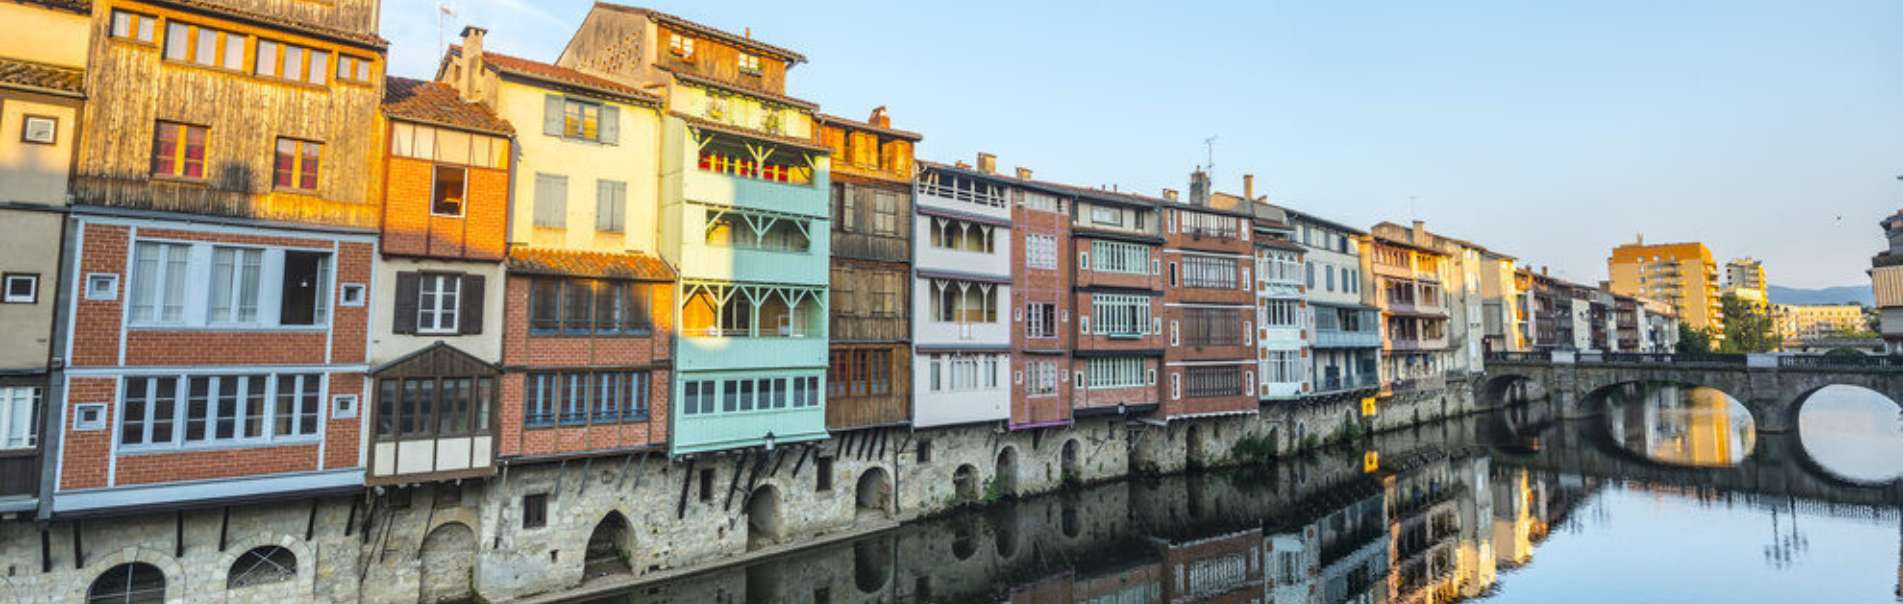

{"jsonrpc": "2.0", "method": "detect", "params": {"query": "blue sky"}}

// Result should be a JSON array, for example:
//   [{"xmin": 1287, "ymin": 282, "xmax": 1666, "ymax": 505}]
[{"xmin": 381, "ymin": 1, "xmax": 1903, "ymax": 288}]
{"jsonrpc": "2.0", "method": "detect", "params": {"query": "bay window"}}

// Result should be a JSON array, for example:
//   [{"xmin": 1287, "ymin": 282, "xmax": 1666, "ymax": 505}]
[
  {"xmin": 1182, "ymin": 255, "xmax": 1239, "ymax": 289},
  {"xmin": 130, "ymin": 240, "xmax": 331, "ymax": 328},
  {"xmin": 1091, "ymin": 294, "xmax": 1151, "ymax": 337},
  {"xmin": 1092, "ymin": 240, "xmax": 1150, "ymax": 275},
  {"xmin": 1085, "ymin": 357, "xmax": 1145, "ymax": 389},
  {"xmin": 528, "ymin": 278, "xmax": 653, "ymax": 336},
  {"xmin": 120, "ymin": 373, "xmax": 321, "ymax": 449}
]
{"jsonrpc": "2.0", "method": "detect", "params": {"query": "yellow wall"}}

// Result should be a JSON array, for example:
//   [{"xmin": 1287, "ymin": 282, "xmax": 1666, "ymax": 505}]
[
  {"xmin": 668, "ymin": 83, "xmax": 812, "ymax": 140},
  {"xmin": 0, "ymin": 2, "xmax": 89, "ymax": 69},
  {"xmin": 499, "ymin": 79, "xmax": 663, "ymax": 254},
  {"xmin": 0, "ymin": 95, "xmax": 78, "ymax": 206},
  {"xmin": 0, "ymin": 209, "xmax": 64, "ymax": 370},
  {"xmin": 1608, "ymin": 241, "xmax": 1721, "ymax": 334}
]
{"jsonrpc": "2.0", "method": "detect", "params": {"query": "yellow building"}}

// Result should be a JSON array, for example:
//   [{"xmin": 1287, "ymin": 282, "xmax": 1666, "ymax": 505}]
[
  {"xmin": 1775, "ymin": 303, "xmax": 1867, "ymax": 340},
  {"xmin": 1607, "ymin": 237, "xmax": 1722, "ymax": 340},
  {"xmin": 1723, "ymin": 257, "xmax": 1769, "ymax": 311}
]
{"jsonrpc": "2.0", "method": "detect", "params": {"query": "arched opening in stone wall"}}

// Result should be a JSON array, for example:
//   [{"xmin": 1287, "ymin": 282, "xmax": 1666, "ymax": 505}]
[
  {"xmin": 855, "ymin": 467, "xmax": 893, "ymax": 521},
  {"xmin": 1795, "ymin": 384, "xmax": 1903, "ymax": 484},
  {"xmin": 853, "ymin": 537, "xmax": 894, "ymax": 594},
  {"xmin": 1060, "ymin": 438, "xmax": 1082, "ymax": 485},
  {"xmin": 994, "ymin": 447, "xmax": 1019, "ymax": 498},
  {"xmin": 1185, "ymin": 424, "xmax": 1206, "ymax": 470},
  {"xmin": 227, "ymin": 545, "xmax": 297, "ymax": 589},
  {"xmin": 747, "ymin": 484, "xmax": 783, "ymax": 551},
  {"xmin": 950, "ymin": 516, "xmax": 978, "ymax": 560},
  {"xmin": 584, "ymin": 511, "xmax": 635, "ymax": 581},
  {"xmin": 953, "ymin": 464, "xmax": 980, "ymax": 504},
  {"xmin": 417, "ymin": 522, "xmax": 477, "ymax": 603},
  {"xmin": 88, "ymin": 562, "xmax": 166, "ymax": 604},
  {"xmin": 992, "ymin": 505, "xmax": 1021, "ymax": 559},
  {"xmin": 1061, "ymin": 497, "xmax": 1081, "ymax": 538},
  {"xmin": 1482, "ymin": 374, "xmax": 1535, "ymax": 408}
]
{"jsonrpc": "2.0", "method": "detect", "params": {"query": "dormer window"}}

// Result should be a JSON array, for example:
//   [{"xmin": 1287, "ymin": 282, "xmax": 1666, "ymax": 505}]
[
  {"xmin": 669, "ymin": 34, "xmax": 694, "ymax": 58},
  {"xmin": 738, "ymin": 53, "xmax": 761, "ymax": 75}
]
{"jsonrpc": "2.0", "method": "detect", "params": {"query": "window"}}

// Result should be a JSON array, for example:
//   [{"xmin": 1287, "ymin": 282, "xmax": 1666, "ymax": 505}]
[
  {"xmin": 110, "ymin": 10, "xmax": 158, "ymax": 43},
  {"xmin": 529, "ymin": 278, "xmax": 652, "ymax": 336},
  {"xmin": 119, "ymin": 373, "xmax": 318, "ymax": 448},
  {"xmin": 1026, "ymin": 303, "xmax": 1056, "ymax": 338},
  {"xmin": 1085, "ymin": 357, "xmax": 1145, "ymax": 389},
  {"xmin": 336, "ymin": 54, "xmax": 373, "ymax": 84},
  {"xmin": 227, "ymin": 545, "xmax": 296, "ymax": 589},
  {"xmin": 1325, "ymin": 266, "xmax": 1336, "ymax": 291},
  {"xmin": 1258, "ymin": 250, "xmax": 1301, "ymax": 283},
  {"xmin": 1025, "ymin": 361, "xmax": 1057, "ymax": 396},
  {"xmin": 828, "ymin": 349, "xmax": 892, "ymax": 398},
  {"xmin": 596, "ymin": 180, "xmax": 627, "ymax": 232},
  {"xmin": 916, "ymin": 439, "xmax": 932, "ymax": 463},
  {"xmin": 272, "ymin": 138, "xmax": 321, "ymax": 190},
  {"xmin": 1184, "ymin": 366, "xmax": 1243, "ymax": 398},
  {"xmin": 1180, "ymin": 211, "xmax": 1239, "ymax": 239},
  {"xmin": 668, "ymin": 33, "xmax": 694, "ymax": 57},
  {"xmin": 522, "ymin": 371, "xmax": 647, "ymax": 427},
  {"xmin": 3, "ymin": 273, "xmax": 38, "ymax": 304},
  {"xmin": 928, "ymin": 218, "xmax": 995, "ymax": 253},
  {"xmin": 523, "ymin": 494, "xmax": 548, "ymax": 529},
  {"xmin": 279, "ymin": 252, "xmax": 331, "ymax": 326},
  {"xmin": 388, "ymin": 123, "xmax": 508, "ymax": 169},
  {"xmin": 1305, "ymin": 262, "xmax": 1315, "ymax": 289},
  {"xmin": 1264, "ymin": 351, "xmax": 1302, "ymax": 384},
  {"xmin": 928, "ymin": 280, "xmax": 997, "ymax": 324},
  {"xmin": 1262, "ymin": 299, "xmax": 1300, "ymax": 328},
  {"xmin": 417, "ymin": 274, "xmax": 461, "ymax": 334},
  {"xmin": 534, "ymin": 173, "xmax": 567, "ymax": 227},
  {"xmin": 872, "ymin": 189, "xmax": 900, "ymax": 235},
  {"xmin": 151, "ymin": 121, "xmax": 207, "ymax": 179},
  {"xmin": 562, "ymin": 98, "xmax": 602, "ymax": 141},
  {"xmin": 816, "ymin": 456, "xmax": 833, "ymax": 491},
  {"xmin": 207, "ymin": 247, "xmax": 262, "ymax": 324},
  {"xmin": 738, "ymin": 52, "xmax": 761, "ymax": 75},
  {"xmin": 1021, "ymin": 191, "xmax": 1062, "ymax": 213},
  {"xmin": 85, "ymin": 273, "xmax": 118, "ymax": 301},
  {"xmin": 431, "ymin": 165, "xmax": 466, "ymax": 216},
  {"xmin": 1, "ymin": 386, "xmax": 38, "ymax": 450},
  {"xmin": 1090, "ymin": 205, "xmax": 1123, "ymax": 226},
  {"xmin": 927, "ymin": 354, "xmax": 999, "ymax": 392},
  {"xmin": 164, "ymin": 21, "xmax": 245, "ymax": 70},
  {"xmin": 1086, "ymin": 240, "xmax": 1144, "ymax": 274},
  {"xmin": 1183, "ymin": 307, "xmax": 1244, "ymax": 347},
  {"xmin": 88, "ymin": 562, "xmax": 167, "ymax": 604},
  {"xmin": 22, "ymin": 115, "xmax": 57, "ymax": 145},
  {"xmin": 254, "ymin": 39, "xmax": 328, "ymax": 85},
  {"xmin": 129, "ymin": 241, "xmax": 190, "ymax": 323},
  {"xmin": 1025, "ymin": 234, "xmax": 1057, "ymax": 270},
  {"xmin": 1091, "ymin": 294, "xmax": 1151, "ymax": 337},
  {"xmin": 704, "ymin": 209, "xmax": 811, "ymax": 252},
  {"xmin": 1182, "ymin": 256, "xmax": 1238, "ymax": 289}
]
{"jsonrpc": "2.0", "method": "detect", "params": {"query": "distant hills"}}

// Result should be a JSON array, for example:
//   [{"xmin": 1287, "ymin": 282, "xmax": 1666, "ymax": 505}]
[{"xmin": 1768, "ymin": 285, "xmax": 1873, "ymax": 307}]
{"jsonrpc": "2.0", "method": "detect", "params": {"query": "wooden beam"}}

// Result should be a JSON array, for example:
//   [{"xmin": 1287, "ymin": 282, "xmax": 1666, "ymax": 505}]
[
  {"xmin": 174, "ymin": 510, "xmax": 184, "ymax": 557},
  {"xmin": 767, "ymin": 447, "xmax": 788, "ymax": 478},
  {"xmin": 344, "ymin": 496, "xmax": 359, "ymax": 537},
  {"xmin": 40, "ymin": 527, "xmax": 50, "ymax": 573},
  {"xmin": 630, "ymin": 450, "xmax": 652, "ymax": 492},
  {"xmin": 616, "ymin": 453, "xmax": 636, "ymax": 489},
  {"xmin": 723, "ymin": 450, "xmax": 751, "ymax": 512},
  {"xmin": 578, "ymin": 457, "xmax": 594, "ymax": 495},
  {"xmin": 218, "ymin": 506, "xmax": 230, "ymax": 552},
  {"xmin": 305, "ymin": 498, "xmax": 319, "ymax": 541},
  {"xmin": 676, "ymin": 458, "xmax": 696, "ymax": 520},
  {"xmin": 71, "ymin": 520, "xmax": 82, "ymax": 570},
  {"xmin": 791, "ymin": 444, "xmax": 813, "ymax": 478}
]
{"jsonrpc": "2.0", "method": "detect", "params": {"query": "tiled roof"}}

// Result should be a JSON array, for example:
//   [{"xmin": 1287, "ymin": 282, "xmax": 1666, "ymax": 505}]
[
  {"xmin": 0, "ymin": 57, "xmax": 84, "ymax": 97},
  {"xmin": 816, "ymin": 113, "xmax": 922, "ymax": 141},
  {"xmin": 595, "ymin": 2, "xmax": 807, "ymax": 64},
  {"xmin": 14, "ymin": 0, "xmax": 90, "ymax": 14},
  {"xmin": 672, "ymin": 112, "xmax": 830, "ymax": 153},
  {"xmin": 158, "ymin": 0, "xmax": 386, "ymax": 48},
  {"xmin": 659, "ymin": 66, "xmax": 817, "ymax": 110},
  {"xmin": 507, "ymin": 247, "xmax": 676, "ymax": 282},
  {"xmin": 381, "ymin": 76, "xmax": 513, "ymax": 135},
  {"xmin": 452, "ymin": 46, "xmax": 661, "ymax": 105}
]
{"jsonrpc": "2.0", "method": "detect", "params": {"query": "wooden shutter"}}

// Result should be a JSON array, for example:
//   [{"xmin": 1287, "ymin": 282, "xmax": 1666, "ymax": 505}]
[
  {"xmin": 459, "ymin": 274, "xmax": 485, "ymax": 335},
  {"xmin": 544, "ymin": 95, "xmax": 564, "ymax": 136},
  {"xmin": 393, "ymin": 272, "xmax": 420, "ymax": 334},
  {"xmin": 600, "ymin": 105, "xmax": 619, "ymax": 144}
]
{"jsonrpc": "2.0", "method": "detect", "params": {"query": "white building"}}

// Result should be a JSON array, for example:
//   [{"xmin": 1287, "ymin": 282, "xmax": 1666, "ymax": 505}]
[
  {"xmin": 911, "ymin": 159, "xmax": 1013, "ymax": 427},
  {"xmin": 1284, "ymin": 208, "xmax": 1381, "ymax": 396},
  {"xmin": 1252, "ymin": 202, "xmax": 1306, "ymax": 400}
]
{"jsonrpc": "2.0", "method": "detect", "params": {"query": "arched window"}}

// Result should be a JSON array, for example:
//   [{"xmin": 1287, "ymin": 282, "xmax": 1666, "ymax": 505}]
[
  {"xmin": 87, "ymin": 562, "xmax": 166, "ymax": 604},
  {"xmin": 227, "ymin": 545, "xmax": 297, "ymax": 589}
]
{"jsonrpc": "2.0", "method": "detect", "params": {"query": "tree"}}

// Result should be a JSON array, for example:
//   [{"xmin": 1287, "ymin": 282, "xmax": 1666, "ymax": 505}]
[
  {"xmin": 1718, "ymin": 292, "xmax": 1779, "ymax": 353},
  {"xmin": 1676, "ymin": 322, "xmax": 1712, "ymax": 354}
]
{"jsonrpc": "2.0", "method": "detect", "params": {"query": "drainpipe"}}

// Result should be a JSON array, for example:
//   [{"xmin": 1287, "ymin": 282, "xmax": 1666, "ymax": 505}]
[{"xmin": 36, "ymin": 211, "xmax": 76, "ymax": 522}]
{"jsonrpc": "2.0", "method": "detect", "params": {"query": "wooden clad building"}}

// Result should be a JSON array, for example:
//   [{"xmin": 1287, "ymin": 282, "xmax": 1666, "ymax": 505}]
[{"xmin": 818, "ymin": 109, "xmax": 916, "ymax": 432}]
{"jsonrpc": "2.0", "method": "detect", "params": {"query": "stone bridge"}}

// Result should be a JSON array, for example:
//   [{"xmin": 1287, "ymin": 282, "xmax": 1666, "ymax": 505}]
[
  {"xmin": 1480, "ymin": 352, "xmax": 1903, "ymax": 433},
  {"xmin": 1481, "ymin": 391, "xmax": 1903, "ymax": 505}
]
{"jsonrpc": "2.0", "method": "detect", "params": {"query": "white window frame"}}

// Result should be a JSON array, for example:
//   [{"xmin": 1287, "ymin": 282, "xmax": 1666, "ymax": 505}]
[
  {"xmin": 1092, "ymin": 294, "xmax": 1151, "ymax": 337},
  {"xmin": 417, "ymin": 274, "xmax": 461, "ymax": 334},
  {"xmin": 1086, "ymin": 357, "xmax": 1145, "ymax": 389},
  {"xmin": 207, "ymin": 246, "xmax": 264, "ymax": 324},
  {"xmin": 1025, "ymin": 234, "xmax": 1057, "ymax": 270},
  {"xmin": 0, "ymin": 386, "xmax": 39, "ymax": 450},
  {"xmin": 116, "ymin": 372, "xmax": 324, "ymax": 452},
  {"xmin": 1092, "ymin": 240, "xmax": 1150, "ymax": 275}
]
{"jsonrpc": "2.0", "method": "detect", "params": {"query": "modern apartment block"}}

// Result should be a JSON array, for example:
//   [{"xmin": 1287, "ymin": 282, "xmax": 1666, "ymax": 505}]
[
  {"xmin": 1775, "ymin": 304, "xmax": 1866, "ymax": 341},
  {"xmin": 1160, "ymin": 171, "xmax": 1258, "ymax": 419},
  {"xmin": 1244, "ymin": 194, "xmax": 1307, "ymax": 401},
  {"xmin": 1607, "ymin": 237, "xmax": 1722, "ymax": 341},
  {"xmin": 0, "ymin": 0, "xmax": 88, "ymax": 514},
  {"xmin": 367, "ymin": 75, "xmax": 514, "ymax": 486},
  {"xmin": 818, "ymin": 110, "xmax": 918, "ymax": 433},
  {"xmin": 52, "ymin": 0, "xmax": 388, "ymax": 515},
  {"xmin": 1361, "ymin": 230, "xmax": 1450, "ymax": 392},
  {"xmin": 911, "ymin": 158, "xmax": 1011, "ymax": 428},
  {"xmin": 1007, "ymin": 166, "xmax": 1073, "ymax": 430},
  {"xmin": 1284, "ymin": 207, "xmax": 1380, "ymax": 400},
  {"xmin": 1723, "ymin": 257, "xmax": 1769, "ymax": 309},
  {"xmin": 560, "ymin": 5, "xmax": 831, "ymax": 455},
  {"xmin": 1067, "ymin": 182, "xmax": 1166, "ymax": 418}
]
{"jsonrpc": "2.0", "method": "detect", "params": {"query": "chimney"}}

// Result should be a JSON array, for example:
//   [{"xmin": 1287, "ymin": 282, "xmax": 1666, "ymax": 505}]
[
  {"xmin": 1411, "ymin": 219, "xmax": 1426, "ymax": 244},
  {"xmin": 1636, "ymin": 232, "xmax": 1645, "ymax": 246},
  {"xmin": 745, "ymin": 27, "xmax": 752, "ymax": 39},
  {"xmin": 1189, "ymin": 169, "xmax": 1210, "ymax": 206},
  {"xmin": 976, "ymin": 152, "xmax": 997, "ymax": 175},
  {"xmin": 1015, "ymin": 167, "xmax": 1033, "ymax": 180},
  {"xmin": 954, "ymin": 160, "xmax": 971, "ymax": 170},
  {"xmin": 1542, "ymin": 266, "xmax": 1550, "ymax": 276},
  {"xmin": 868, "ymin": 106, "xmax": 890, "ymax": 128},
  {"xmin": 459, "ymin": 26, "xmax": 488, "ymax": 103},
  {"xmin": 1162, "ymin": 189, "xmax": 1179, "ymax": 202},
  {"xmin": 1243, "ymin": 174, "xmax": 1255, "ymax": 201}
]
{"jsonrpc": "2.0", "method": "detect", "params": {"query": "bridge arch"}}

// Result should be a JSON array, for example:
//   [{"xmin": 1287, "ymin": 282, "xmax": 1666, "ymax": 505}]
[{"xmin": 1789, "ymin": 383, "xmax": 1903, "ymax": 485}]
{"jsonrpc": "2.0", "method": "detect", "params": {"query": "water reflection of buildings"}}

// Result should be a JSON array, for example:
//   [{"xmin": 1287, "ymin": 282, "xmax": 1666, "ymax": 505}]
[
  {"xmin": 1489, "ymin": 468, "xmax": 1604, "ymax": 571},
  {"xmin": 1607, "ymin": 383, "xmax": 1756, "ymax": 467}
]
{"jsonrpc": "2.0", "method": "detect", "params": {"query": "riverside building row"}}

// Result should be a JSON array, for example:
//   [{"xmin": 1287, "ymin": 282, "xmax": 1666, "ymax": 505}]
[{"xmin": 0, "ymin": 1, "xmax": 1673, "ymax": 601}]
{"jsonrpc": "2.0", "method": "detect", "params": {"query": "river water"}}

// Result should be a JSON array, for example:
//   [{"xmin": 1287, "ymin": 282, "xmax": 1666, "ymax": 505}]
[{"xmin": 581, "ymin": 383, "xmax": 1903, "ymax": 603}]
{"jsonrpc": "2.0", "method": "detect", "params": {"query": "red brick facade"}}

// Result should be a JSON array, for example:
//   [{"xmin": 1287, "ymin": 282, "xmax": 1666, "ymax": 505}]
[
  {"xmin": 380, "ymin": 152, "xmax": 509, "ymax": 261},
  {"xmin": 1011, "ymin": 200, "xmax": 1073, "ymax": 429},
  {"xmin": 1161, "ymin": 205, "xmax": 1258, "ymax": 419},
  {"xmin": 497, "ymin": 274, "xmax": 673, "ymax": 457}
]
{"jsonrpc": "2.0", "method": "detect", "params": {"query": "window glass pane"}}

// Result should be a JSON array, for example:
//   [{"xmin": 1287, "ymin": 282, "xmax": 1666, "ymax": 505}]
[
  {"xmin": 254, "ymin": 40, "xmax": 279, "ymax": 76},
  {"xmin": 164, "ymin": 22, "xmax": 189, "ymax": 60},
  {"xmin": 307, "ymin": 50, "xmax": 328, "ymax": 85}
]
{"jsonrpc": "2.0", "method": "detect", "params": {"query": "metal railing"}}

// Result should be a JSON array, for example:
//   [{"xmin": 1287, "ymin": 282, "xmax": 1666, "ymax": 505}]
[{"xmin": 1778, "ymin": 354, "xmax": 1903, "ymax": 369}]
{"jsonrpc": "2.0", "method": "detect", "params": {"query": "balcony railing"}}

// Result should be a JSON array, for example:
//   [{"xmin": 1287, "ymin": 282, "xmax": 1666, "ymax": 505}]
[
  {"xmin": 1315, "ymin": 372, "xmax": 1379, "ymax": 394},
  {"xmin": 1315, "ymin": 329, "xmax": 1382, "ymax": 348},
  {"xmin": 916, "ymin": 181, "xmax": 1006, "ymax": 208}
]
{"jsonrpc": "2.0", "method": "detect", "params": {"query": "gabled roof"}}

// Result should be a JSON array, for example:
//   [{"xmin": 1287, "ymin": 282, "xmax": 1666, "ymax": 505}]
[
  {"xmin": 156, "ymin": 0, "xmax": 386, "ymax": 48},
  {"xmin": 0, "ymin": 57, "xmax": 83, "ymax": 98},
  {"xmin": 594, "ymin": 2, "xmax": 807, "ymax": 64},
  {"xmin": 13, "ymin": 0, "xmax": 89, "ymax": 15},
  {"xmin": 815, "ymin": 112, "xmax": 922, "ymax": 141},
  {"xmin": 381, "ymin": 76, "xmax": 514, "ymax": 136},
  {"xmin": 658, "ymin": 65, "xmax": 818, "ymax": 110},
  {"xmin": 1278, "ymin": 205, "xmax": 1367, "ymax": 236},
  {"xmin": 672, "ymin": 111, "xmax": 830, "ymax": 153},
  {"xmin": 507, "ymin": 247, "xmax": 676, "ymax": 282},
  {"xmin": 451, "ymin": 46, "xmax": 661, "ymax": 106}
]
